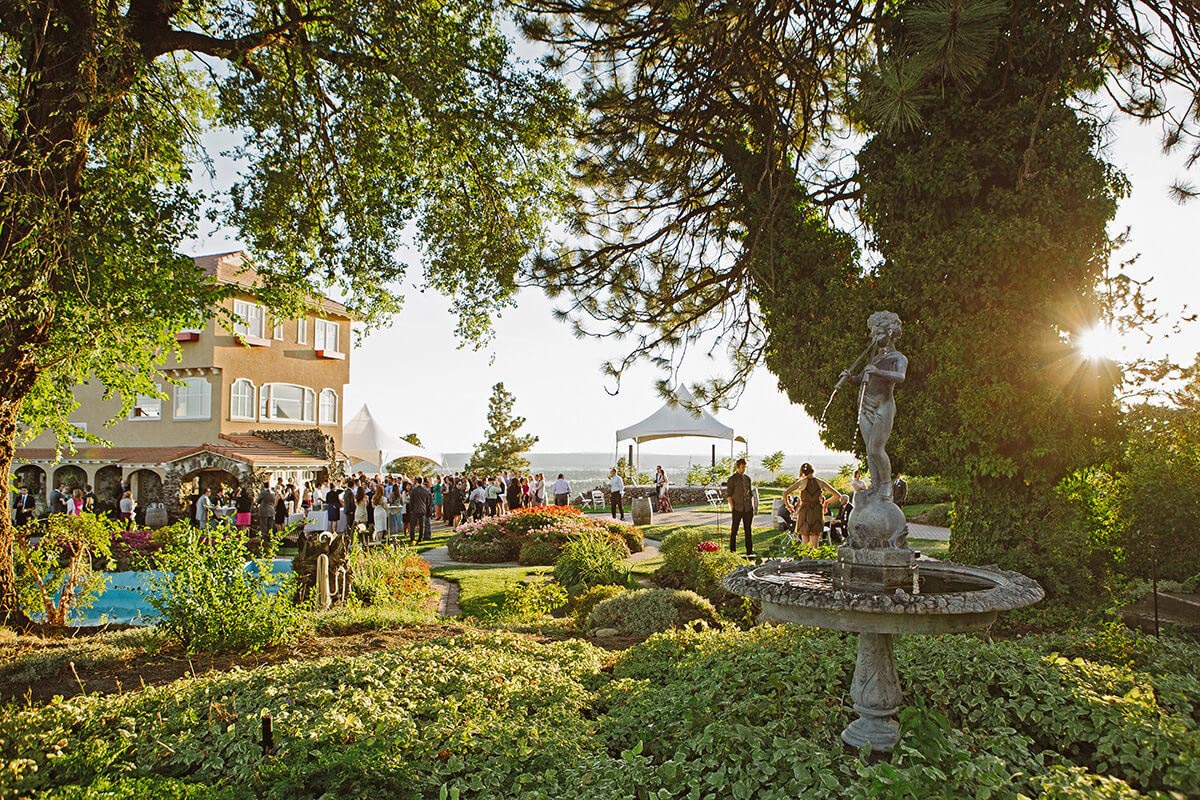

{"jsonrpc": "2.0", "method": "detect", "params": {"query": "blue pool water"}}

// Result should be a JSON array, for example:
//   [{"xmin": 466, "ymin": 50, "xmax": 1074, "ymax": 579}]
[{"xmin": 69, "ymin": 558, "xmax": 293, "ymax": 627}]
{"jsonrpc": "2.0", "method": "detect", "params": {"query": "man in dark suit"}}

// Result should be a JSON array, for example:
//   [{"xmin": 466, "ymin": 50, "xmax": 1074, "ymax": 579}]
[
  {"xmin": 13, "ymin": 487, "xmax": 37, "ymax": 526},
  {"xmin": 408, "ymin": 478, "xmax": 433, "ymax": 544},
  {"xmin": 725, "ymin": 458, "xmax": 757, "ymax": 556}
]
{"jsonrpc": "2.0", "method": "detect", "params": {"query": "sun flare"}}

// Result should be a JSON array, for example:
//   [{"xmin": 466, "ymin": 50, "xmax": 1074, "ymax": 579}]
[{"xmin": 1075, "ymin": 326, "xmax": 1125, "ymax": 361}]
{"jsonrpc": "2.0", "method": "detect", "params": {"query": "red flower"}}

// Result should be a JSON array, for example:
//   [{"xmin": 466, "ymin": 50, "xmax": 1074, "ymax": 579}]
[{"xmin": 696, "ymin": 540, "xmax": 720, "ymax": 554}]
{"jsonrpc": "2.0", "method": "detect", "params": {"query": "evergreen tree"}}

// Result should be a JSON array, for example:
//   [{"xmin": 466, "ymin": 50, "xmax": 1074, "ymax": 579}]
[{"xmin": 465, "ymin": 384, "xmax": 539, "ymax": 475}]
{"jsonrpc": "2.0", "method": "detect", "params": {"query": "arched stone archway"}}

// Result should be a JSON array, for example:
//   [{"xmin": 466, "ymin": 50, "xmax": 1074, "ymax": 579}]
[
  {"xmin": 165, "ymin": 451, "xmax": 253, "ymax": 519},
  {"xmin": 52, "ymin": 464, "xmax": 87, "ymax": 493},
  {"xmin": 128, "ymin": 469, "xmax": 164, "ymax": 508},
  {"xmin": 94, "ymin": 465, "xmax": 124, "ymax": 515}
]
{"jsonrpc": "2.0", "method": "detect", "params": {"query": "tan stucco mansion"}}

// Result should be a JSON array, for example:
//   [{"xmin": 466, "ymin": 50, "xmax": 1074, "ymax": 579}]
[{"xmin": 14, "ymin": 251, "xmax": 351, "ymax": 516}]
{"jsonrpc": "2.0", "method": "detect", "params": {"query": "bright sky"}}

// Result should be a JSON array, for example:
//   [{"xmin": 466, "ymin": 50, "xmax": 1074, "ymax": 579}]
[{"xmin": 189, "ymin": 90, "xmax": 1200, "ymax": 458}]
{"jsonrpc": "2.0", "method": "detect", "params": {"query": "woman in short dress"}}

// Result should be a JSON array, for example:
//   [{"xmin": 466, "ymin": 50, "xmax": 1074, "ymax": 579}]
[{"xmin": 783, "ymin": 463, "xmax": 839, "ymax": 549}]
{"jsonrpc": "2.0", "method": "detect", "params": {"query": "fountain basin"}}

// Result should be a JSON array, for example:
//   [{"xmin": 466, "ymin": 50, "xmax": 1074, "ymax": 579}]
[{"xmin": 724, "ymin": 558, "xmax": 1044, "ymax": 635}]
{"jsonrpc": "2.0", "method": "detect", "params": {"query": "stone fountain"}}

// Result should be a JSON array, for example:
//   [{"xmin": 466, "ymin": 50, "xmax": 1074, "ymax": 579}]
[{"xmin": 724, "ymin": 312, "xmax": 1044, "ymax": 753}]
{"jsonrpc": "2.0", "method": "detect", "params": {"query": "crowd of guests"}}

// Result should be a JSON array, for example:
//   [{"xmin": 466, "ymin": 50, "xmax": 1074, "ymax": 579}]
[{"xmin": 186, "ymin": 470, "xmax": 571, "ymax": 546}]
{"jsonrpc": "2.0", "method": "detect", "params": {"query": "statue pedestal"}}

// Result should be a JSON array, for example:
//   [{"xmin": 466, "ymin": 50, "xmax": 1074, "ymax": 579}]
[
  {"xmin": 834, "ymin": 547, "xmax": 916, "ymax": 591},
  {"xmin": 843, "ymin": 632, "xmax": 903, "ymax": 752}
]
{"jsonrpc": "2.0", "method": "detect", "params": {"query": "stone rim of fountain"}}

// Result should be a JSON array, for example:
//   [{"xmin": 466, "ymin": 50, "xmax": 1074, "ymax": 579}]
[{"xmin": 724, "ymin": 558, "xmax": 1045, "ymax": 617}]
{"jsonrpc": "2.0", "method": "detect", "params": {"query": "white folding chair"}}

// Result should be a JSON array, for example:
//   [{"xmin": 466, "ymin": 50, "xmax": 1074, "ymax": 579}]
[
  {"xmin": 591, "ymin": 490, "xmax": 605, "ymax": 508},
  {"xmin": 577, "ymin": 492, "xmax": 593, "ymax": 509},
  {"xmin": 704, "ymin": 488, "xmax": 722, "ymax": 507}
]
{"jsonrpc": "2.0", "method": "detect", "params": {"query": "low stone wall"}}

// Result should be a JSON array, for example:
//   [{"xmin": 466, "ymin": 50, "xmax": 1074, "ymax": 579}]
[{"xmin": 582, "ymin": 485, "xmax": 723, "ymax": 507}]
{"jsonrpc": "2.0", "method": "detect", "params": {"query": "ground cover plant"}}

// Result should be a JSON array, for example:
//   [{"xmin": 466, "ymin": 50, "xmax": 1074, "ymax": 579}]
[
  {"xmin": 3, "ymin": 625, "xmax": 1198, "ymax": 799},
  {"xmin": 446, "ymin": 505, "xmax": 641, "ymax": 564}
]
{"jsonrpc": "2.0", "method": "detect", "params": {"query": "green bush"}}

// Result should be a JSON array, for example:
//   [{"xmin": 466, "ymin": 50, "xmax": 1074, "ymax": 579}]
[
  {"xmin": 654, "ymin": 527, "xmax": 743, "ymax": 604},
  {"xmin": 572, "ymin": 584, "xmax": 627, "ymax": 628},
  {"xmin": 599, "ymin": 520, "xmax": 644, "ymax": 554},
  {"xmin": 518, "ymin": 540, "xmax": 561, "ymax": 566},
  {"xmin": 446, "ymin": 537, "xmax": 516, "ymax": 563},
  {"xmin": 348, "ymin": 545, "xmax": 434, "ymax": 609},
  {"xmin": 911, "ymin": 502, "xmax": 952, "ymax": 526},
  {"xmin": 903, "ymin": 475, "xmax": 952, "ymax": 504},
  {"xmin": 587, "ymin": 588, "xmax": 719, "ymax": 637},
  {"xmin": 142, "ymin": 523, "xmax": 306, "ymax": 654},
  {"xmin": 1111, "ymin": 404, "xmax": 1200, "ymax": 581},
  {"xmin": 499, "ymin": 578, "xmax": 569, "ymax": 622},
  {"xmin": 554, "ymin": 537, "xmax": 629, "ymax": 593},
  {"xmin": 14, "ymin": 512, "xmax": 114, "ymax": 625}
]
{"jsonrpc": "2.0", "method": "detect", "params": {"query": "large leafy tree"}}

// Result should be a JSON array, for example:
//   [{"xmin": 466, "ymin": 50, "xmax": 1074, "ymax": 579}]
[
  {"xmin": 0, "ymin": 0, "xmax": 573, "ymax": 623},
  {"xmin": 522, "ymin": 0, "xmax": 1200, "ymax": 586},
  {"xmin": 464, "ymin": 382, "xmax": 538, "ymax": 475}
]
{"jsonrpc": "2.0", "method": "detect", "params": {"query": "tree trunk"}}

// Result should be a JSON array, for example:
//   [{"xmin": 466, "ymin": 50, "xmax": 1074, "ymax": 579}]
[{"xmin": 0, "ymin": 395, "xmax": 32, "ymax": 627}]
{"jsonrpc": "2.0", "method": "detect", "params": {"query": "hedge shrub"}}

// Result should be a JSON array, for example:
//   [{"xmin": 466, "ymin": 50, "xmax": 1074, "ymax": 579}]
[
  {"xmin": 572, "ymin": 584, "xmax": 627, "ymax": 628},
  {"xmin": 447, "ymin": 506, "xmax": 642, "ymax": 564},
  {"xmin": 586, "ymin": 589, "xmax": 719, "ymax": 637}
]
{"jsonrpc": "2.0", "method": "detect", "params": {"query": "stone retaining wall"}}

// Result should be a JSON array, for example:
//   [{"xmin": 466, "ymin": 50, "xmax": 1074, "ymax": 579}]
[{"xmin": 581, "ymin": 485, "xmax": 724, "ymax": 507}]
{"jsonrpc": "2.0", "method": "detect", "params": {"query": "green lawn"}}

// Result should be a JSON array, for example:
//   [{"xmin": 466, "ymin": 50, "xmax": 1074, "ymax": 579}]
[{"xmin": 431, "ymin": 564, "xmax": 553, "ymax": 618}]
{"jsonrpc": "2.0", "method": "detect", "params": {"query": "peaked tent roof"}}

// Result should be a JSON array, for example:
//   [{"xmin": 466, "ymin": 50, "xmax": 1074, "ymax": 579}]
[
  {"xmin": 342, "ymin": 405, "xmax": 443, "ymax": 468},
  {"xmin": 616, "ymin": 386, "xmax": 745, "ymax": 444}
]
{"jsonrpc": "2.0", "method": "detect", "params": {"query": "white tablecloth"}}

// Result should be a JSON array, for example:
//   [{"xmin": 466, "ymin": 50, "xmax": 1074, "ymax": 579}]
[{"xmin": 287, "ymin": 509, "xmax": 328, "ymax": 532}]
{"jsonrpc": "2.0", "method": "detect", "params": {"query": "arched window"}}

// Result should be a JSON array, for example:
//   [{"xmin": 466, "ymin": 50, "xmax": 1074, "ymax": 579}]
[
  {"xmin": 318, "ymin": 389, "xmax": 338, "ymax": 426},
  {"xmin": 230, "ymin": 379, "xmax": 256, "ymax": 421},
  {"xmin": 260, "ymin": 383, "xmax": 315, "ymax": 423}
]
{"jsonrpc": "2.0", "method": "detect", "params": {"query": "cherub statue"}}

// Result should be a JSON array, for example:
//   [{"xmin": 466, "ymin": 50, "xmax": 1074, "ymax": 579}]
[{"xmin": 840, "ymin": 312, "xmax": 907, "ymax": 504}]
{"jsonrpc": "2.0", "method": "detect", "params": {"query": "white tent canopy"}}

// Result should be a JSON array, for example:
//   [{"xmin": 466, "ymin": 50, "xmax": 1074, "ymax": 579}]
[
  {"xmin": 342, "ymin": 405, "xmax": 443, "ymax": 470},
  {"xmin": 615, "ymin": 386, "xmax": 746, "ymax": 471}
]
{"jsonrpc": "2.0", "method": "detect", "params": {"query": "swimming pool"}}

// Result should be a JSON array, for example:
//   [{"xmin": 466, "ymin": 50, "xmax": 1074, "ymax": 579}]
[{"xmin": 67, "ymin": 558, "xmax": 294, "ymax": 627}]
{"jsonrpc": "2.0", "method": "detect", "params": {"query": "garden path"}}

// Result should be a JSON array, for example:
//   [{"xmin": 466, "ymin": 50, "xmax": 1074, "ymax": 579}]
[{"xmin": 648, "ymin": 507, "xmax": 951, "ymax": 542}]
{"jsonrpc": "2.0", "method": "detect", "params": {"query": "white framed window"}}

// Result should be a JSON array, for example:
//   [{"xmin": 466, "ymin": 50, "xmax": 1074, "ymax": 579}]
[
  {"xmin": 314, "ymin": 318, "xmax": 339, "ymax": 353},
  {"xmin": 129, "ymin": 387, "xmax": 162, "ymax": 420},
  {"xmin": 230, "ymin": 378, "xmax": 257, "ymax": 421},
  {"xmin": 173, "ymin": 377, "xmax": 212, "ymax": 420},
  {"xmin": 273, "ymin": 320, "xmax": 284, "ymax": 340},
  {"xmin": 70, "ymin": 423, "xmax": 88, "ymax": 444},
  {"xmin": 232, "ymin": 299, "xmax": 265, "ymax": 340},
  {"xmin": 260, "ymin": 383, "xmax": 315, "ymax": 423},
  {"xmin": 297, "ymin": 317, "xmax": 308, "ymax": 344},
  {"xmin": 318, "ymin": 389, "xmax": 338, "ymax": 426}
]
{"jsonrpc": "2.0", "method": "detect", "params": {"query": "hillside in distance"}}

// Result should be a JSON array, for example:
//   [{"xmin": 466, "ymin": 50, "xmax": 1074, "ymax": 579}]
[{"xmin": 439, "ymin": 452, "xmax": 853, "ymax": 487}]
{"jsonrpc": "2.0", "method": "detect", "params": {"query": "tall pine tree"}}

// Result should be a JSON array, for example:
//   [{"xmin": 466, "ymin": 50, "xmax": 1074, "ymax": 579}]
[{"xmin": 465, "ymin": 384, "xmax": 539, "ymax": 475}]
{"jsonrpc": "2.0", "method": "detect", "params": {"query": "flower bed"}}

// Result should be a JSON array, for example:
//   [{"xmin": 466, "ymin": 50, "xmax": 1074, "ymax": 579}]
[{"xmin": 447, "ymin": 505, "xmax": 644, "ymax": 564}]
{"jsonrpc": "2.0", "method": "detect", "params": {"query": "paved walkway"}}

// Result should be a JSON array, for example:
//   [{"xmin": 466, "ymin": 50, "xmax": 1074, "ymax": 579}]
[{"xmin": 647, "ymin": 507, "xmax": 951, "ymax": 542}]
